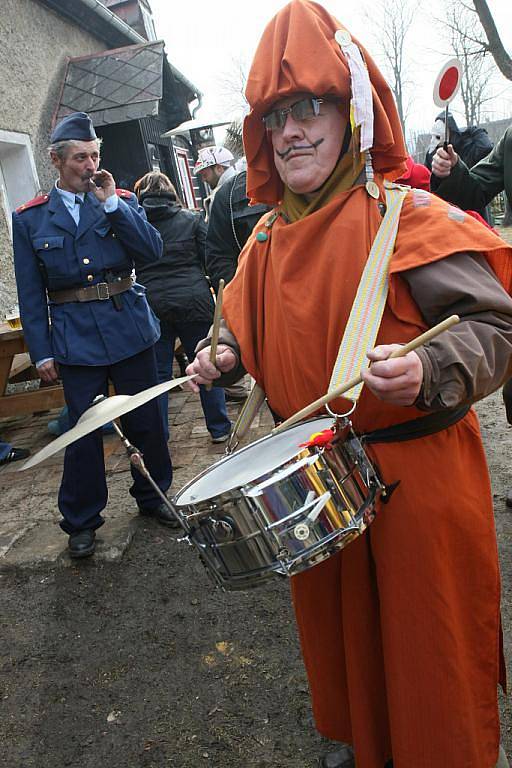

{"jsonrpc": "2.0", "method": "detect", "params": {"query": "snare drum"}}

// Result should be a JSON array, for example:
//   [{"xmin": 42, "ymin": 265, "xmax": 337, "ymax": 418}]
[{"xmin": 174, "ymin": 417, "xmax": 385, "ymax": 590}]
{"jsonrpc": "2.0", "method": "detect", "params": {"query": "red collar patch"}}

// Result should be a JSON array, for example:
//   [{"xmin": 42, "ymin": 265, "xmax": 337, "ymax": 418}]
[{"xmin": 16, "ymin": 194, "xmax": 49, "ymax": 213}]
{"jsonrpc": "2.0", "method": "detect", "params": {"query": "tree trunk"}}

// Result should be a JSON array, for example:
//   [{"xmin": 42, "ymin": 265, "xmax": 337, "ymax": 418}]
[{"xmin": 472, "ymin": 0, "xmax": 512, "ymax": 80}]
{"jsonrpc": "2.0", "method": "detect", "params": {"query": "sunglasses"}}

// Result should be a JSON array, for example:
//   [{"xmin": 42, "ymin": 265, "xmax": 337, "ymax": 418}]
[{"xmin": 262, "ymin": 97, "xmax": 327, "ymax": 131}]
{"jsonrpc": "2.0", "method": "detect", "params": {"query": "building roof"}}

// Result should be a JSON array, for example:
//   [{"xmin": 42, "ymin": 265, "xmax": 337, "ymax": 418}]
[
  {"xmin": 161, "ymin": 118, "xmax": 231, "ymax": 138},
  {"xmin": 38, "ymin": 0, "xmax": 145, "ymax": 47},
  {"xmin": 37, "ymin": 0, "xmax": 200, "ymax": 102}
]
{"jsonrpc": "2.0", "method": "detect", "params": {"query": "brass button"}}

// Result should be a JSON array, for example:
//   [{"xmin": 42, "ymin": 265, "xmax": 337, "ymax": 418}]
[
  {"xmin": 44, "ymin": 243, "xmax": 49, "ymax": 249},
  {"xmin": 83, "ymin": 258, "xmax": 90, "ymax": 264},
  {"xmin": 87, "ymin": 274, "xmax": 94, "ymax": 282},
  {"xmin": 112, "ymin": 233, "xmax": 116, "ymax": 238}
]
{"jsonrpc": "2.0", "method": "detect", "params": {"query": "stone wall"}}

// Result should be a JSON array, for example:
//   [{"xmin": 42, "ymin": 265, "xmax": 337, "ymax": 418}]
[{"xmin": 0, "ymin": 0, "xmax": 109, "ymax": 314}]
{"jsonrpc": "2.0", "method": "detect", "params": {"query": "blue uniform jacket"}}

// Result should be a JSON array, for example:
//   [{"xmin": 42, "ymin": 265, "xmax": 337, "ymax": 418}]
[{"xmin": 12, "ymin": 188, "xmax": 163, "ymax": 366}]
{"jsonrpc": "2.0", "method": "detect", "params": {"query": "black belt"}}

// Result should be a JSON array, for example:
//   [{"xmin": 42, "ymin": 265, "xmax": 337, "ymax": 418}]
[
  {"xmin": 361, "ymin": 404, "xmax": 471, "ymax": 445},
  {"xmin": 48, "ymin": 276, "xmax": 133, "ymax": 304}
]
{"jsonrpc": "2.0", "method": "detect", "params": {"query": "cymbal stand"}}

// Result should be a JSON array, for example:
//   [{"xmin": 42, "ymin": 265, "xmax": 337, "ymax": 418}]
[{"xmin": 92, "ymin": 395, "xmax": 187, "ymax": 531}]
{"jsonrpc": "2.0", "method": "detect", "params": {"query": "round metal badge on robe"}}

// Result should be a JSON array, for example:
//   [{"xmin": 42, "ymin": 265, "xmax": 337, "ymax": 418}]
[
  {"xmin": 366, "ymin": 181, "xmax": 380, "ymax": 199},
  {"xmin": 334, "ymin": 29, "xmax": 352, "ymax": 48}
]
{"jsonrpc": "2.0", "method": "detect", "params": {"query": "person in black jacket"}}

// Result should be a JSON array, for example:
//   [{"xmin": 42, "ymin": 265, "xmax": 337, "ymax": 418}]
[
  {"xmin": 426, "ymin": 112, "xmax": 493, "ymax": 221},
  {"xmin": 206, "ymin": 168, "xmax": 270, "ymax": 293},
  {"xmin": 134, "ymin": 172, "xmax": 231, "ymax": 443},
  {"xmin": 204, "ymin": 168, "xmax": 270, "ymax": 402},
  {"xmin": 425, "ymin": 111, "xmax": 493, "ymax": 172}
]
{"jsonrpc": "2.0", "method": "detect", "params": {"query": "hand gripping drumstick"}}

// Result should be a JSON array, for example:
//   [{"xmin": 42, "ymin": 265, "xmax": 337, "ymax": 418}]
[
  {"xmin": 205, "ymin": 278, "xmax": 225, "ymax": 391},
  {"xmin": 273, "ymin": 314, "xmax": 460, "ymax": 434}
]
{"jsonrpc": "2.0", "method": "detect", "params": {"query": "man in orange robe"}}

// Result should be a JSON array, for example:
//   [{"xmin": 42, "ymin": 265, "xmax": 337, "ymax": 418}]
[{"xmin": 187, "ymin": 2, "xmax": 512, "ymax": 766}]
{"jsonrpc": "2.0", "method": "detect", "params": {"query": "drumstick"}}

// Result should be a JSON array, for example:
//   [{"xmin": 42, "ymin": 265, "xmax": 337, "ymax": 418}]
[
  {"xmin": 272, "ymin": 314, "xmax": 460, "ymax": 434},
  {"xmin": 206, "ymin": 278, "xmax": 225, "ymax": 391}
]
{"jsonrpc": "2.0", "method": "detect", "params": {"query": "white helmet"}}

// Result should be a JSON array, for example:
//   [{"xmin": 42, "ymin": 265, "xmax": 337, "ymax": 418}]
[{"xmin": 193, "ymin": 146, "xmax": 234, "ymax": 175}]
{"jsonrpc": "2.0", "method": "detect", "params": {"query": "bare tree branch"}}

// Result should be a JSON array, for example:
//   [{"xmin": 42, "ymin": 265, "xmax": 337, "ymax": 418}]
[
  {"xmin": 365, "ymin": 0, "xmax": 418, "ymax": 135},
  {"xmin": 224, "ymin": 120, "xmax": 244, "ymax": 158},
  {"xmin": 217, "ymin": 56, "xmax": 250, "ymax": 118},
  {"xmin": 472, "ymin": 0, "xmax": 512, "ymax": 80},
  {"xmin": 436, "ymin": 0, "xmax": 494, "ymax": 125}
]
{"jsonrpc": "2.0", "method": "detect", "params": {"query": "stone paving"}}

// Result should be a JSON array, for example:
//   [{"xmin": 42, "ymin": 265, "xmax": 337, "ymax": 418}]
[{"xmin": 0, "ymin": 384, "xmax": 273, "ymax": 569}]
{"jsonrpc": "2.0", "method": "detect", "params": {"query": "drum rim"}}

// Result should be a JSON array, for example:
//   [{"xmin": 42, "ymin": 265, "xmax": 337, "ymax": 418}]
[{"xmin": 173, "ymin": 415, "xmax": 335, "ymax": 506}]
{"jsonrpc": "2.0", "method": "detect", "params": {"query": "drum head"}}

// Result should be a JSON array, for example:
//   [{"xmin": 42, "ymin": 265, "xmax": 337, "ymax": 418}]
[{"xmin": 175, "ymin": 417, "xmax": 334, "ymax": 505}]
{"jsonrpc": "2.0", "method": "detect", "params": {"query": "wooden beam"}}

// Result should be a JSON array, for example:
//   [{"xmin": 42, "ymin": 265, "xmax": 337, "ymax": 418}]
[
  {"xmin": 0, "ymin": 338, "xmax": 26, "ymax": 357},
  {"xmin": 0, "ymin": 357, "xmax": 12, "ymax": 396},
  {"xmin": 0, "ymin": 387, "xmax": 66, "ymax": 418}
]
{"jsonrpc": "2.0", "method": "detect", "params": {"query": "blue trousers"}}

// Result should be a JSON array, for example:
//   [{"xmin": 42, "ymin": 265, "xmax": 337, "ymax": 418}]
[
  {"xmin": 154, "ymin": 319, "xmax": 231, "ymax": 441},
  {"xmin": 58, "ymin": 346, "xmax": 172, "ymax": 534}
]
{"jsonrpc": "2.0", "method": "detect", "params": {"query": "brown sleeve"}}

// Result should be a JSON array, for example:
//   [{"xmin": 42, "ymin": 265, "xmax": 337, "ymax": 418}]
[
  {"xmin": 401, "ymin": 252, "xmax": 512, "ymax": 410},
  {"xmin": 194, "ymin": 318, "xmax": 247, "ymax": 387}
]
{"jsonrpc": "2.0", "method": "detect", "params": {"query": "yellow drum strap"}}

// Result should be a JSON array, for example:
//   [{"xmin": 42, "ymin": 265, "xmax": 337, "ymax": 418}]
[{"xmin": 328, "ymin": 183, "xmax": 408, "ymax": 402}]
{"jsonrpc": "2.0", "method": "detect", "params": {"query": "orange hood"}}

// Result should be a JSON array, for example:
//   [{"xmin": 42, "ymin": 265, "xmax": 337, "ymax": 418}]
[{"xmin": 243, "ymin": 0, "xmax": 408, "ymax": 205}]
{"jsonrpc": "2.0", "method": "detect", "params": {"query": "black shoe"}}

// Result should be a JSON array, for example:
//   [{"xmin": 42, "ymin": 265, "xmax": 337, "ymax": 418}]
[
  {"xmin": 320, "ymin": 746, "xmax": 355, "ymax": 768},
  {"xmin": 68, "ymin": 529, "xmax": 96, "ymax": 558},
  {"xmin": 211, "ymin": 430, "xmax": 231, "ymax": 444},
  {"xmin": 175, "ymin": 351, "xmax": 189, "ymax": 378},
  {"xmin": 225, "ymin": 392, "xmax": 247, "ymax": 403},
  {"xmin": 138, "ymin": 501, "xmax": 181, "ymax": 528},
  {"xmin": 0, "ymin": 447, "xmax": 30, "ymax": 465},
  {"xmin": 506, "ymin": 490, "xmax": 512, "ymax": 509}
]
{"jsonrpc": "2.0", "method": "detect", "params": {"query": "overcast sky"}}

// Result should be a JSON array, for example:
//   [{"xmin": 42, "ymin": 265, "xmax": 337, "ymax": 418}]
[{"xmin": 149, "ymin": 0, "xmax": 512, "ymax": 143}]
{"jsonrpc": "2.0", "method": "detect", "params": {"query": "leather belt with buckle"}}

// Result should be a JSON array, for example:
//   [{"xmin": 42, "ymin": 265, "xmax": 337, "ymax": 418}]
[{"xmin": 48, "ymin": 276, "xmax": 134, "ymax": 304}]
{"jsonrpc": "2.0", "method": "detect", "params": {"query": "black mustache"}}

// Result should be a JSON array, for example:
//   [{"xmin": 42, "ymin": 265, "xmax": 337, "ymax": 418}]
[{"xmin": 276, "ymin": 138, "xmax": 324, "ymax": 159}]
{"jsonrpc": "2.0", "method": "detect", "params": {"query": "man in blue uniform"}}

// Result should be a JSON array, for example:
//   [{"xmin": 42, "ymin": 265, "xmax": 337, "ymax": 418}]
[{"xmin": 12, "ymin": 111, "xmax": 175, "ymax": 558}]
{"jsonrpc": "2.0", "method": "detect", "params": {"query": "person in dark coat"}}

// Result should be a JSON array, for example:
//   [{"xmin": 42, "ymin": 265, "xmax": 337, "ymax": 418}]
[
  {"xmin": 206, "ymin": 168, "xmax": 270, "ymax": 292},
  {"xmin": 426, "ymin": 111, "xmax": 493, "ymax": 221},
  {"xmin": 205, "ymin": 167, "xmax": 270, "ymax": 402},
  {"xmin": 425, "ymin": 111, "xmax": 493, "ymax": 172},
  {"xmin": 134, "ymin": 171, "xmax": 231, "ymax": 443},
  {"xmin": 12, "ymin": 112, "xmax": 175, "ymax": 559}
]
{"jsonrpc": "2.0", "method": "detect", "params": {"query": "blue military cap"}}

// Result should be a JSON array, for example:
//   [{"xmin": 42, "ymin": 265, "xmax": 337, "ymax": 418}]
[{"xmin": 50, "ymin": 112, "xmax": 97, "ymax": 143}]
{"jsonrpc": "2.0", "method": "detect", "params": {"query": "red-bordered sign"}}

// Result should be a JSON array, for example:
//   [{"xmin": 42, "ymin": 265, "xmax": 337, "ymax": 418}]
[{"xmin": 433, "ymin": 58, "xmax": 462, "ymax": 107}]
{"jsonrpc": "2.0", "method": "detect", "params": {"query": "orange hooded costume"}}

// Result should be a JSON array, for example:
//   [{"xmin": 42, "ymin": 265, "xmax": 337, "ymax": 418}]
[{"xmin": 221, "ymin": 2, "xmax": 512, "ymax": 766}]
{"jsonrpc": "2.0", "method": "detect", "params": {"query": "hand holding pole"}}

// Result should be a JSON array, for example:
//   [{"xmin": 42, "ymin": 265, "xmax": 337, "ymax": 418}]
[{"xmin": 206, "ymin": 278, "xmax": 225, "ymax": 391}]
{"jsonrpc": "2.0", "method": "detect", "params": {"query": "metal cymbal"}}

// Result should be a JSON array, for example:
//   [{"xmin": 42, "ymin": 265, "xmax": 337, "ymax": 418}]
[{"xmin": 20, "ymin": 375, "xmax": 194, "ymax": 471}]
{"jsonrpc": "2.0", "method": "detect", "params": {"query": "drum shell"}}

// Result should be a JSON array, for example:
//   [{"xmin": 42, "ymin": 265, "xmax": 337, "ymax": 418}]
[{"xmin": 176, "ymin": 431, "xmax": 381, "ymax": 590}]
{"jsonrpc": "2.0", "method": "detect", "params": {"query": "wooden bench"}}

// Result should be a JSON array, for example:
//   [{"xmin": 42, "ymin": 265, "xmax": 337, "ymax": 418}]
[{"xmin": 0, "ymin": 324, "xmax": 65, "ymax": 418}]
